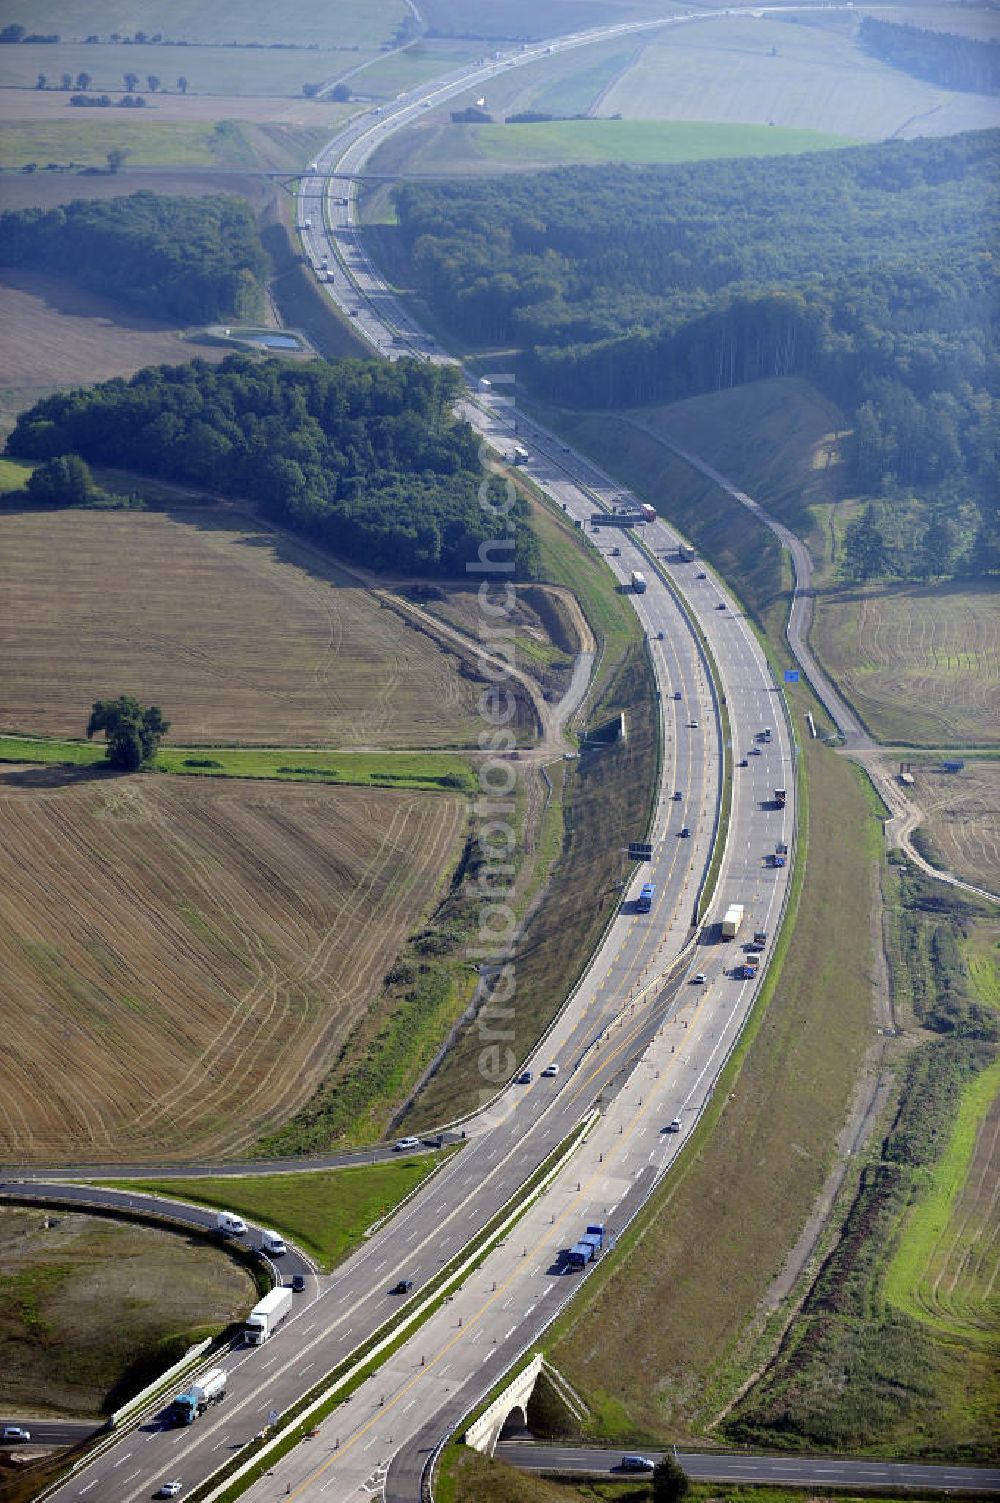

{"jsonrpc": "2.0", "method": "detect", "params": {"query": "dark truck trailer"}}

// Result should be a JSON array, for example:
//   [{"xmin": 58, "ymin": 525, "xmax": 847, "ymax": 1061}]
[{"xmin": 567, "ymin": 1240, "xmax": 595, "ymax": 1269}]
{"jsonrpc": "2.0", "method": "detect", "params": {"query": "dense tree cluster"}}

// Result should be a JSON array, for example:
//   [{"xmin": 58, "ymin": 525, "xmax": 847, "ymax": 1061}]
[
  {"xmin": 87, "ymin": 696, "xmax": 169, "ymax": 771},
  {"xmin": 860, "ymin": 16, "xmax": 1000, "ymax": 94},
  {"xmin": 7, "ymin": 356, "xmax": 539, "ymax": 578},
  {"xmin": 393, "ymin": 130, "xmax": 999, "ymax": 579},
  {"xmin": 0, "ymin": 190, "xmax": 269, "ymax": 324}
]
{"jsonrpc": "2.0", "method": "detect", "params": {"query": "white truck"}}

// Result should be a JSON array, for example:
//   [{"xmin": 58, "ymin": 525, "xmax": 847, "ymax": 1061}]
[
  {"xmin": 245, "ymin": 1284, "xmax": 294, "ymax": 1345},
  {"xmin": 631, "ymin": 571, "xmax": 647, "ymax": 593},
  {"xmin": 721, "ymin": 903, "xmax": 745, "ymax": 939}
]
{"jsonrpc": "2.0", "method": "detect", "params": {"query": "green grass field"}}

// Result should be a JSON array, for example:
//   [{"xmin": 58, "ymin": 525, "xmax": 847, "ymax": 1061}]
[
  {"xmin": 0, "ymin": 735, "xmax": 476, "ymax": 793},
  {"xmin": 100, "ymin": 1155, "xmax": 445, "ymax": 1271},
  {"xmin": 1, "ymin": 0, "xmax": 405, "ymax": 48},
  {"xmin": 0, "ymin": 119, "xmax": 250, "ymax": 168},
  {"xmin": 883, "ymin": 1056, "xmax": 1000, "ymax": 1344},
  {"xmin": 527, "ymin": 44, "xmax": 638, "ymax": 117},
  {"xmin": 0, "ymin": 457, "xmax": 33, "ymax": 491},
  {"xmin": 472, "ymin": 118, "xmax": 858, "ymax": 168}
]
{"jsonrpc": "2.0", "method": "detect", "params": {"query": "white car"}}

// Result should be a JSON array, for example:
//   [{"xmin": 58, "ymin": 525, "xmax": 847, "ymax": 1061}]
[
  {"xmin": 666, "ymin": 1117, "xmax": 683, "ymax": 1133},
  {"xmin": 689, "ymin": 720, "xmax": 700, "ymax": 728},
  {"xmin": 691, "ymin": 973, "xmax": 706, "ymax": 984},
  {"xmin": 2, "ymin": 1427, "xmax": 30, "ymax": 1442},
  {"xmin": 157, "ymin": 1486, "xmax": 183, "ymax": 1500},
  {"xmin": 394, "ymin": 1136, "xmax": 420, "ymax": 1151},
  {"xmin": 541, "ymin": 1064, "xmax": 559, "ymax": 1078}
]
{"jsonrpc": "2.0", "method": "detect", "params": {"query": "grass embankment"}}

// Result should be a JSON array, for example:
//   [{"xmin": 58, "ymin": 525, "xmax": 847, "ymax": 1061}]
[
  {"xmin": 472, "ymin": 119, "xmax": 859, "ymax": 169},
  {"xmin": 0, "ymin": 1207, "xmax": 254, "ymax": 1418},
  {"xmin": 726, "ymin": 868, "xmax": 999, "ymax": 1459},
  {"xmin": 0, "ymin": 735, "xmax": 475, "ymax": 793},
  {"xmin": 99, "ymin": 1156, "xmax": 444, "ymax": 1272},
  {"xmin": 545, "ymin": 724, "xmax": 878, "ymax": 1441},
  {"xmin": 548, "ymin": 407, "xmax": 791, "ymax": 644},
  {"xmin": 400, "ymin": 499, "xmax": 655, "ymax": 1129}
]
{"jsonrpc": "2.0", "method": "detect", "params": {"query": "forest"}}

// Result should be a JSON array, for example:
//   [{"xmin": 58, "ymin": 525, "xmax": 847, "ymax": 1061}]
[
  {"xmin": 6, "ymin": 356, "xmax": 540, "ymax": 579},
  {"xmin": 859, "ymin": 16, "xmax": 1000, "ymax": 94},
  {"xmin": 0, "ymin": 191, "xmax": 269, "ymax": 323},
  {"xmin": 393, "ymin": 130, "xmax": 999, "ymax": 577}
]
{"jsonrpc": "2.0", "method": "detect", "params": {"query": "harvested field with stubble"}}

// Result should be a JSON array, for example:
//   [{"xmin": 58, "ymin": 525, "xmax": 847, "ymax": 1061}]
[
  {"xmin": 0, "ymin": 768, "xmax": 465, "ymax": 1162},
  {"xmin": 0, "ymin": 1206, "xmax": 256, "ymax": 1417},
  {"xmin": 909, "ymin": 761, "xmax": 1000, "ymax": 894},
  {"xmin": 813, "ymin": 580, "xmax": 1000, "ymax": 748},
  {"xmin": 0, "ymin": 508, "xmax": 487, "ymax": 748},
  {"xmin": 0, "ymin": 269, "xmax": 229, "ymax": 412}
]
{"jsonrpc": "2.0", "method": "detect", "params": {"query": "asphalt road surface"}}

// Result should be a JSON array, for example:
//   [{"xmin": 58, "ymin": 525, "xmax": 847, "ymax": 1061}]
[{"xmin": 498, "ymin": 1442, "xmax": 1000, "ymax": 1494}]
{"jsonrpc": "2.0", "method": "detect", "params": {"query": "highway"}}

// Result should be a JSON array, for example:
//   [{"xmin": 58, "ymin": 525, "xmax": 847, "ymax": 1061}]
[
  {"xmin": 5, "ymin": 14, "xmax": 864, "ymax": 1503},
  {"xmin": 497, "ymin": 1443, "xmax": 1000, "ymax": 1494}
]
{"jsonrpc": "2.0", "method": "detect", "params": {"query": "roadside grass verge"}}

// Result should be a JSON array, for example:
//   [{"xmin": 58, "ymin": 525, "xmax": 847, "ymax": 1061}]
[
  {"xmin": 96, "ymin": 1156, "xmax": 446, "ymax": 1273},
  {"xmin": 544, "ymin": 729, "xmax": 879, "ymax": 1442},
  {"xmin": 882, "ymin": 1055, "xmax": 1000, "ymax": 1343},
  {"xmin": 529, "ymin": 491, "xmax": 640, "ymax": 708},
  {"xmin": 0, "ymin": 735, "xmax": 475, "ymax": 793},
  {"xmin": 402, "ymin": 638, "xmax": 656, "ymax": 1131}
]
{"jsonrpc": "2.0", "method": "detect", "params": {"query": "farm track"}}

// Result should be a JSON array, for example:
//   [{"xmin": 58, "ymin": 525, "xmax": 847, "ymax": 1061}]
[{"xmin": 0, "ymin": 773, "xmax": 466, "ymax": 1162}]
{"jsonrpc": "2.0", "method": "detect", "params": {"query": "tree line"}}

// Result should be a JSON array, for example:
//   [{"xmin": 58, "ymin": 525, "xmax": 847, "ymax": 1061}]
[
  {"xmin": 0, "ymin": 190, "xmax": 269, "ymax": 324},
  {"xmin": 6, "ymin": 355, "xmax": 540, "ymax": 579},
  {"xmin": 392, "ymin": 130, "xmax": 998, "ymax": 581},
  {"xmin": 859, "ymin": 16, "xmax": 1000, "ymax": 94}
]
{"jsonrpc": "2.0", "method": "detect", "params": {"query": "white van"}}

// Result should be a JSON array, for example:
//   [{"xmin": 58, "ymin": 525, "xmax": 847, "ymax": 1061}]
[
  {"xmin": 216, "ymin": 1210, "xmax": 247, "ymax": 1236},
  {"xmin": 260, "ymin": 1228, "xmax": 286, "ymax": 1256}
]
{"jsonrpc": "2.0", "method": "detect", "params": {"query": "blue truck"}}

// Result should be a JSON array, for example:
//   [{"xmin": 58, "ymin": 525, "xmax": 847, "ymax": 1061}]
[
  {"xmin": 567, "ymin": 1223, "xmax": 606, "ymax": 1269},
  {"xmin": 636, "ymin": 883, "xmax": 655, "ymax": 913}
]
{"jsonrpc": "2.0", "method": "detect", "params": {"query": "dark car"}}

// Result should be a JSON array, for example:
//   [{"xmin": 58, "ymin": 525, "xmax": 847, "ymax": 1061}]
[
  {"xmin": 680, "ymin": 826, "xmax": 690, "ymax": 838},
  {"xmin": 291, "ymin": 1274, "xmax": 306, "ymax": 1292},
  {"xmin": 390, "ymin": 1279, "xmax": 414, "ymax": 1295},
  {"xmin": 620, "ymin": 1455, "xmax": 655, "ymax": 1472}
]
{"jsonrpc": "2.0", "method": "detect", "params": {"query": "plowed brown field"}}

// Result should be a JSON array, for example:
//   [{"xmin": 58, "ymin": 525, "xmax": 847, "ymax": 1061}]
[
  {"xmin": 0, "ymin": 508, "xmax": 484, "ymax": 747},
  {"xmin": 911, "ymin": 762, "xmax": 1000, "ymax": 895},
  {"xmin": 0, "ymin": 767, "xmax": 465, "ymax": 1162}
]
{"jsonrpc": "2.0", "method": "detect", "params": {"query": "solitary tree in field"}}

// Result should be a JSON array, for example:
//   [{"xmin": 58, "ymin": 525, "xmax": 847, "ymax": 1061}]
[
  {"xmin": 177, "ymin": 75, "xmax": 188, "ymax": 94},
  {"xmin": 652, "ymin": 1455, "xmax": 689, "ymax": 1503},
  {"xmin": 123, "ymin": 70, "xmax": 139, "ymax": 92},
  {"xmin": 146, "ymin": 73, "xmax": 160, "ymax": 92},
  {"xmin": 60, "ymin": 72, "xmax": 72, "ymax": 90},
  {"xmin": 87, "ymin": 697, "xmax": 170, "ymax": 772},
  {"xmin": 331, "ymin": 82, "xmax": 351, "ymax": 101},
  {"xmin": 76, "ymin": 71, "xmax": 91, "ymax": 90},
  {"xmin": 36, "ymin": 72, "xmax": 46, "ymax": 89},
  {"xmin": 107, "ymin": 146, "xmax": 130, "ymax": 172}
]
